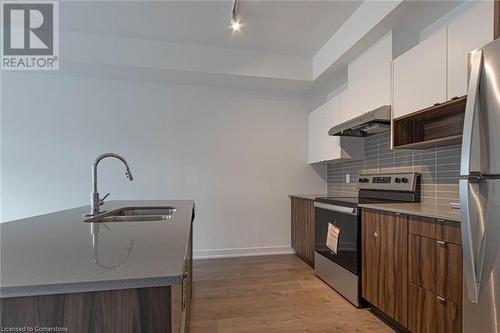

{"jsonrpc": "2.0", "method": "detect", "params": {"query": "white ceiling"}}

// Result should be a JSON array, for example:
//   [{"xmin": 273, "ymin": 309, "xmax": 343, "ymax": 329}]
[
  {"xmin": 60, "ymin": 1, "xmax": 363, "ymax": 56},
  {"xmin": 47, "ymin": 0, "xmax": 466, "ymax": 95}
]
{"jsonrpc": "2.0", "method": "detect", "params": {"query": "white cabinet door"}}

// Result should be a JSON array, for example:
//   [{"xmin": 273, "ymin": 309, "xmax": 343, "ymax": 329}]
[
  {"xmin": 308, "ymin": 95, "xmax": 364, "ymax": 164},
  {"xmin": 393, "ymin": 27, "xmax": 447, "ymax": 119},
  {"xmin": 308, "ymin": 97, "xmax": 343, "ymax": 164},
  {"xmin": 338, "ymin": 87, "xmax": 349, "ymax": 123},
  {"xmin": 308, "ymin": 106, "xmax": 324, "ymax": 164},
  {"xmin": 447, "ymin": 2, "xmax": 493, "ymax": 99},
  {"xmin": 322, "ymin": 97, "xmax": 341, "ymax": 161},
  {"xmin": 342, "ymin": 32, "xmax": 392, "ymax": 122}
]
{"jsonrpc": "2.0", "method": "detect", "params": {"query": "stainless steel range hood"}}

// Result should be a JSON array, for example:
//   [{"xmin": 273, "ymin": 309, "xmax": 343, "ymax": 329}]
[{"xmin": 328, "ymin": 105, "xmax": 391, "ymax": 137}]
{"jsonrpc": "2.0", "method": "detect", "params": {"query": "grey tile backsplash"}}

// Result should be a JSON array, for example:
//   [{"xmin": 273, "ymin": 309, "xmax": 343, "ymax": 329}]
[{"xmin": 327, "ymin": 132, "xmax": 461, "ymax": 207}]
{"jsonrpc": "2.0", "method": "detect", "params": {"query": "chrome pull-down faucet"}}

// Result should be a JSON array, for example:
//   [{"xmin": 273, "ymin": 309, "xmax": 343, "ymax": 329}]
[{"xmin": 88, "ymin": 153, "xmax": 133, "ymax": 216}]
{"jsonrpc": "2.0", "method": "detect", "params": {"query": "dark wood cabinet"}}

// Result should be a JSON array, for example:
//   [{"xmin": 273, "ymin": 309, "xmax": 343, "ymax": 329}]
[
  {"xmin": 407, "ymin": 215, "xmax": 463, "ymax": 332},
  {"xmin": 362, "ymin": 209, "xmax": 463, "ymax": 332},
  {"xmin": 408, "ymin": 283, "xmax": 463, "ymax": 333},
  {"xmin": 409, "ymin": 234, "xmax": 463, "ymax": 305},
  {"xmin": 290, "ymin": 197, "xmax": 315, "ymax": 267},
  {"xmin": 362, "ymin": 209, "xmax": 408, "ymax": 327},
  {"xmin": 393, "ymin": 96, "xmax": 466, "ymax": 149}
]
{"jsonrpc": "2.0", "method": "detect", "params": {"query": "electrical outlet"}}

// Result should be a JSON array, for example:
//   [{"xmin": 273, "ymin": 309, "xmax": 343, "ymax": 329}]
[{"xmin": 346, "ymin": 174, "xmax": 350, "ymax": 184}]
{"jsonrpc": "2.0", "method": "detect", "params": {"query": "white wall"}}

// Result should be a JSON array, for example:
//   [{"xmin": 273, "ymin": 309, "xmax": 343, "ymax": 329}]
[
  {"xmin": 61, "ymin": 32, "xmax": 312, "ymax": 81},
  {"xmin": 312, "ymin": 0, "xmax": 402, "ymax": 79},
  {"xmin": 419, "ymin": 1, "xmax": 476, "ymax": 42},
  {"xmin": 1, "ymin": 72, "xmax": 325, "ymax": 257}
]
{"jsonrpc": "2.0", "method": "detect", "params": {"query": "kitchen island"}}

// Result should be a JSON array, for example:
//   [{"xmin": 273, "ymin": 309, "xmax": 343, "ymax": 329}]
[{"xmin": 0, "ymin": 200, "xmax": 194, "ymax": 333}]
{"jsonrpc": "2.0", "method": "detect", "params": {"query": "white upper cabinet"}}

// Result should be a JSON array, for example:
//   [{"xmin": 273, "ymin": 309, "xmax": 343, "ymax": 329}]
[
  {"xmin": 308, "ymin": 105, "xmax": 324, "ymax": 164},
  {"xmin": 341, "ymin": 33, "xmax": 393, "ymax": 123},
  {"xmin": 322, "ymin": 97, "xmax": 343, "ymax": 161},
  {"xmin": 447, "ymin": 2, "xmax": 493, "ymax": 99},
  {"xmin": 393, "ymin": 3, "xmax": 494, "ymax": 119},
  {"xmin": 308, "ymin": 96, "xmax": 341, "ymax": 164},
  {"xmin": 308, "ymin": 94, "xmax": 364, "ymax": 164},
  {"xmin": 393, "ymin": 27, "xmax": 447, "ymax": 119}
]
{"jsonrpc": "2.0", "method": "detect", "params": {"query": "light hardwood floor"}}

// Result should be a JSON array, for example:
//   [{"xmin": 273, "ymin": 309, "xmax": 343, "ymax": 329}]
[{"xmin": 190, "ymin": 255, "xmax": 394, "ymax": 333}]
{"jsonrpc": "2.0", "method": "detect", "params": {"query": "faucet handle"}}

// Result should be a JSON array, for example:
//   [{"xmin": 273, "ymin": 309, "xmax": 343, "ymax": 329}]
[{"xmin": 99, "ymin": 193, "xmax": 110, "ymax": 206}]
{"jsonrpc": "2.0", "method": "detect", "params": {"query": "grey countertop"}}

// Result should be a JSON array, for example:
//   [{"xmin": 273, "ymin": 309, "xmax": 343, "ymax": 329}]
[
  {"xmin": 359, "ymin": 202, "xmax": 461, "ymax": 222},
  {"xmin": 289, "ymin": 194, "xmax": 326, "ymax": 200},
  {"xmin": 0, "ymin": 200, "xmax": 194, "ymax": 298}
]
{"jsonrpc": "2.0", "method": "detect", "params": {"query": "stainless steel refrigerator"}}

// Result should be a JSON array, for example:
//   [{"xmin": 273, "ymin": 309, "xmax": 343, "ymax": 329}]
[{"xmin": 461, "ymin": 37, "xmax": 500, "ymax": 332}]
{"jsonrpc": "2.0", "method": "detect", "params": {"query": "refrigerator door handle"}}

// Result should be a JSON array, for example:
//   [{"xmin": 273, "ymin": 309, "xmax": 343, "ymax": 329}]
[
  {"xmin": 460, "ymin": 49, "xmax": 484, "ymax": 304},
  {"xmin": 461, "ymin": 49, "xmax": 483, "ymax": 176},
  {"xmin": 460, "ymin": 179, "xmax": 481, "ymax": 303}
]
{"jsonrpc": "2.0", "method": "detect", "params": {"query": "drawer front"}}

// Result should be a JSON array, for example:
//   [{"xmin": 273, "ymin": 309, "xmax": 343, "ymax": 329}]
[
  {"xmin": 409, "ymin": 234, "xmax": 463, "ymax": 305},
  {"xmin": 408, "ymin": 283, "xmax": 463, "ymax": 333},
  {"xmin": 408, "ymin": 215, "xmax": 461, "ymax": 245}
]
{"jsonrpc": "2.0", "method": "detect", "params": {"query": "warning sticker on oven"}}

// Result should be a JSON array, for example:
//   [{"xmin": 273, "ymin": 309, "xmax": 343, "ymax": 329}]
[{"xmin": 327, "ymin": 223, "xmax": 340, "ymax": 254}]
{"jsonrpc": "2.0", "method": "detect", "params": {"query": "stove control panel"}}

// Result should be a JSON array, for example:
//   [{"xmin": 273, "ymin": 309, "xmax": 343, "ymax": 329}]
[{"xmin": 357, "ymin": 173, "xmax": 419, "ymax": 191}]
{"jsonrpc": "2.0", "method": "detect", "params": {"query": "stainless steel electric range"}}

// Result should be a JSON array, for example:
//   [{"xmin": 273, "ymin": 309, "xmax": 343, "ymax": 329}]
[{"xmin": 314, "ymin": 172, "xmax": 420, "ymax": 307}]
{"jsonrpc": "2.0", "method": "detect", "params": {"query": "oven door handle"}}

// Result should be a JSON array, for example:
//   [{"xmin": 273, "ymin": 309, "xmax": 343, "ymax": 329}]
[{"xmin": 314, "ymin": 202, "xmax": 358, "ymax": 215}]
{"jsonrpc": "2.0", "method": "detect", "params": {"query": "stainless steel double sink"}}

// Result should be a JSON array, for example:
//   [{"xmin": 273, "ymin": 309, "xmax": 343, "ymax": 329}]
[{"xmin": 83, "ymin": 206, "xmax": 177, "ymax": 223}]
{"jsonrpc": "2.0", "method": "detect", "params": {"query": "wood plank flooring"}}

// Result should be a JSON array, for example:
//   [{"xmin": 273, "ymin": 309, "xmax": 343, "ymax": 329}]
[{"xmin": 190, "ymin": 255, "xmax": 394, "ymax": 333}]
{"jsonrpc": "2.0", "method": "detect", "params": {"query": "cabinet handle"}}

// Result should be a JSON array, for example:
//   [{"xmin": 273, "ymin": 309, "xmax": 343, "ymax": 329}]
[
  {"xmin": 436, "ymin": 295, "xmax": 446, "ymax": 303},
  {"xmin": 395, "ymin": 212, "xmax": 401, "ymax": 216},
  {"xmin": 374, "ymin": 231, "xmax": 379, "ymax": 238},
  {"xmin": 436, "ymin": 218, "xmax": 446, "ymax": 222},
  {"xmin": 451, "ymin": 96, "xmax": 459, "ymax": 100},
  {"xmin": 433, "ymin": 102, "xmax": 440, "ymax": 106},
  {"xmin": 436, "ymin": 240, "xmax": 446, "ymax": 246}
]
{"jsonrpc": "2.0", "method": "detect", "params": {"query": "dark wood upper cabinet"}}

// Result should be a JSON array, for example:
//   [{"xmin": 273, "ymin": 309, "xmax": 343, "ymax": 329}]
[
  {"xmin": 362, "ymin": 209, "xmax": 408, "ymax": 327},
  {"xmin": 393, "ymin": 96, "xmax": 466, "ymax": 149}
]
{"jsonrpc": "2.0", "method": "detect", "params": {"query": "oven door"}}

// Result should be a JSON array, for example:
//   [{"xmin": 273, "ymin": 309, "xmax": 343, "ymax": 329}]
[{"xmin": 314, "ymin": 202, "xmax": 360, "ymax": 275}]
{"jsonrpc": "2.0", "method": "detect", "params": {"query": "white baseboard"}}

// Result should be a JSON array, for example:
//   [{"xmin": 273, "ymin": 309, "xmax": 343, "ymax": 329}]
[{"xmin": 193, "ymin": 245, "xmax": 294, "ymax": 259}]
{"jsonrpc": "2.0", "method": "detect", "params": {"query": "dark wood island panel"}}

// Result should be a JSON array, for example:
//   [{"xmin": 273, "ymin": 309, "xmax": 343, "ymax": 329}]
[{"xmin": 1, "ymin": 286, "xmax": 175, "ymax": 333}]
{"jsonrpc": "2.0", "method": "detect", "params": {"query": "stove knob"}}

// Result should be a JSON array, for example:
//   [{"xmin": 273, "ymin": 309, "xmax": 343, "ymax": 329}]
[
  {"xmin": 402, "ymin": 177, "xmax": 408, "ymax": 183},
  {"xmin": 363, "ymin": 178, "xmax": 369, "ymax": 183},
  {"xmin": 358, "ymin": 178, "xmax": 363, "ymax": 183},
  {"xmin": 395, "ymin": 178, "xmax": 401, "ymax": 183}
]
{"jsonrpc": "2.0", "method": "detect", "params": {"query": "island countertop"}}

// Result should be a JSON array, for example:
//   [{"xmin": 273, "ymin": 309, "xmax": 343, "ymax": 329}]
[{"xmin": 0, "ymin": 200, "xmax": 194, "ymax": 298}]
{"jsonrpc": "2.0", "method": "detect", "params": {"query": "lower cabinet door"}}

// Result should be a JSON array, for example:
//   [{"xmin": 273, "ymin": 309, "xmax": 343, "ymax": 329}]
[
  {"xmin": 362, "ymin": 209, "xmax": 408, "ymax": 327},
  {"xmin": 408, "ymin": 283, "xmax": 462, "ymax": 333}
]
